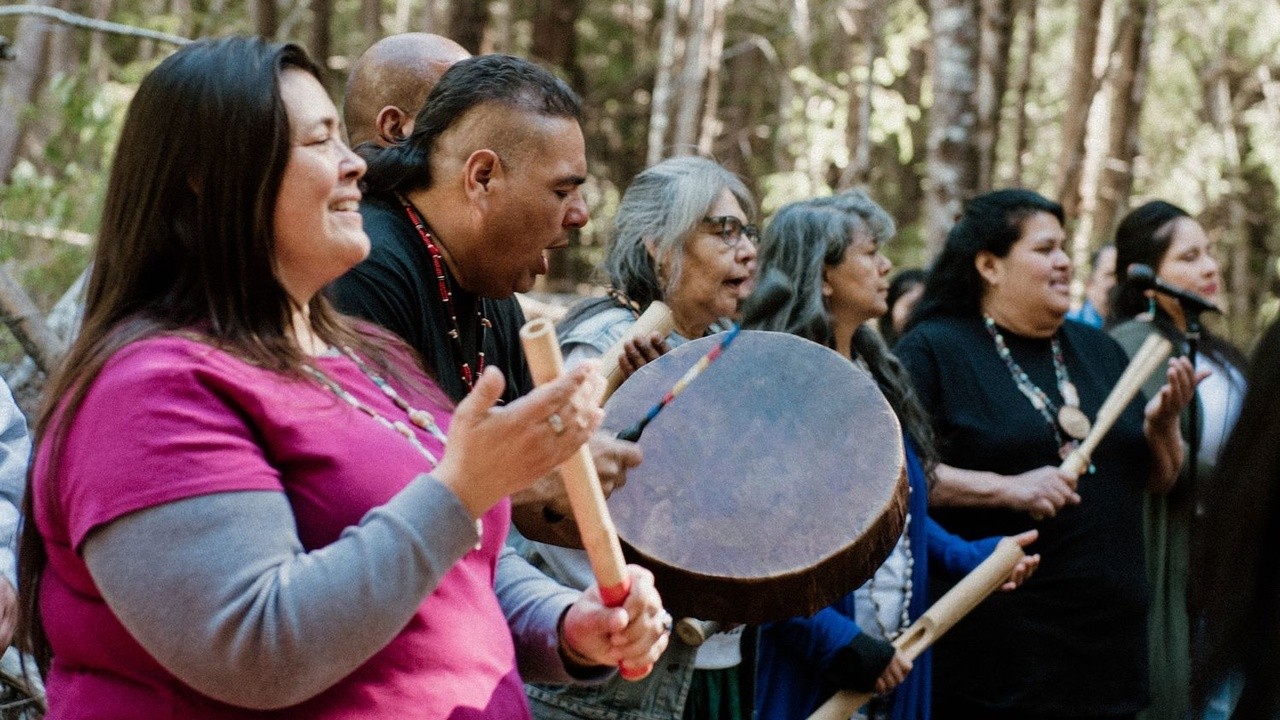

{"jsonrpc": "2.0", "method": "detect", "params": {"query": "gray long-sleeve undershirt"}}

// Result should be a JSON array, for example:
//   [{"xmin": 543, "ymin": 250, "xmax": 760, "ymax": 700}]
[{"xmin": 82, "ymin": 475, "xmax": 598, "ymax": 711}]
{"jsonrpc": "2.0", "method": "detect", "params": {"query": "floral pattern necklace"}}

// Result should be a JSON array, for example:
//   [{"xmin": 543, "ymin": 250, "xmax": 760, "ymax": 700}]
[
  {"xmin": 984, "ymin": 314, "xmax": 1092, "ymax": 461},
  {"xmin": 398, "ymin": 194, "xmax": 492, "ymax": 392}
]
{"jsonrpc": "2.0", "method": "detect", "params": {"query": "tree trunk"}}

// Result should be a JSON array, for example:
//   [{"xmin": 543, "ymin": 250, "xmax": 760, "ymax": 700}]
[
  {"xmin": 310, "ymin": 0, "xmax": 333, "ymax": 81},
  {"xmin": 256, "ymin": 0, "xmax": 279, "ymax": 39},
  {"xmin": 975, "ymin": 0, "xmax": 1015, "ymax": 191},
  {"xmin": 1053, "ymin": 0, "xmax": 1105, "ymax": 221},
  {"xmin": 696, "ymin": 0, "xmax": 728, "ymax": 155},
  {"xmin": 671, "ymin": 0, "xmax": 709, "ymax": 155},
  {"xmin": 840, "ymin": 0, "xmax": 884, "ymax": 189},
  {"xmin": 0, "ymin": 264, "xmax": 66, "ymax": 375},
  {"xmin": 449, "ymin": 0, "xmax": 489, "ymax": 54},
  {"xmin": 0, "ymin": 0, "xmax": 57, "ymax": 184},
  {"xmin": 531, "ymin": 0, "xmax": 584, "ymax": 91},
  {"xmin": 1090, "ymin": 0, "xmax": 1155, "ymax": 241},
  {"xmin": 362, "ymin": 0, "xmax": 382, "ymax": 48},
  {"xmin": 1008, "ymin": 0, "xmax": 1037, "ymax": 187},
  {"xmin": 773, "ymin": 0, "xmax": 812, "ymax": 171},
  {"xmin": 87, "ymin": 0, "xmax": 114, "ymax": 83},
  {"xmin": 645, "ymin": 0, "xmax": 681, "ymax": 165},
  {"xmin": 924, "ymin": 0, "xmax": 981, "ymax": 254}
]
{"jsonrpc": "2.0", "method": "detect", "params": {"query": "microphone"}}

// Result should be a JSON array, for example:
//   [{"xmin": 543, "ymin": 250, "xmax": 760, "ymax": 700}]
[{"xmin": 1126, "ymin": 263, "xmax": 1221, "ymax": 315}]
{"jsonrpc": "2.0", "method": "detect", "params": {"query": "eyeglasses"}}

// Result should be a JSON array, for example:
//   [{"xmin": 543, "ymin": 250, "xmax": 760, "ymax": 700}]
[{"xmin": 701, "ymin": 216, "xmax": 758, "ymax": 248}]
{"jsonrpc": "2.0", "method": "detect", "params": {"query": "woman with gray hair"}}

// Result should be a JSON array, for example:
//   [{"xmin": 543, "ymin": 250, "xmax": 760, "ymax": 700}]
[
  {"xmin": 743, "ymin": 192, "xmax": 1038, "ymax": 720},
  {"xmin": 514, "ymin": 156, "xmax": 759, "ymax": 720}
]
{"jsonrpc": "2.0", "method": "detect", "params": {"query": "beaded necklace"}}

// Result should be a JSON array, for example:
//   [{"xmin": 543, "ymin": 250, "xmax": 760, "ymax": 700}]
[
  {"xmin": 983, "ymin": 314, "xmax": 1091, "ymax": 461},
  {"xmin": 398, "ymin": 194, "xmax": 492, "ymax": 392},
  {"xmin": 303, "ymin": 347, "xmax": 484, "ymax": 548},
  {"xmin": 302, "ymin": 346, "xmax": 448, "ymax": 465}
]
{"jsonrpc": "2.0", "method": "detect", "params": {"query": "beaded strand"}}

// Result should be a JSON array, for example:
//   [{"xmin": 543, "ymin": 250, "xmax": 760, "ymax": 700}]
[
  {"xmin": 302, "ymin": 349, "xmax": 446, "ymax": 466},
  {"xmin": 399, "ymin": 195, "xmax": 492, "ymax": 391},
  {"xmin": 984, "ymin": 315, "xmax": 1085, "ymax": 462},
  {"xmin": 304, "ymin": 348, "xmax": 484, "ymax": 547}
]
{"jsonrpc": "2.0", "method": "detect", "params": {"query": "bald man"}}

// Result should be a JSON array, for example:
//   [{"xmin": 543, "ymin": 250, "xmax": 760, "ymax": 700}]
[{"xmin": 343, "ymin": 33, "xmax": 470, "ymax": 151}]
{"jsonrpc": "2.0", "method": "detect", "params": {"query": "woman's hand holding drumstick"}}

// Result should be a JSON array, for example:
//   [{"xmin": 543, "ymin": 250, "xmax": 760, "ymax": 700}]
[
  {"xmin": 1014, "ymin": 335, "xmax": 1177, "ymax": 521},
  {"xmin": 521, "ymin": 318, "xmax": 668, "ymax": 680},
  {"xmin": 807, "ymin": 535, "xmax": 1033, "ymax": 720},
  {"xmin": 1058, "ymin": 333, "xmax": 1174, "ymax": 478},
  {"xmin": 598, "ymin": 301, "xmax": 676, "ymax": 404}
]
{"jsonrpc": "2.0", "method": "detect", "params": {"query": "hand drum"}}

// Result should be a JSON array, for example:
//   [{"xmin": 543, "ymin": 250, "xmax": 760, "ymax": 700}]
[{"xmin": 603, "ymin": 330, "xmax": 907, "ymax": 623}]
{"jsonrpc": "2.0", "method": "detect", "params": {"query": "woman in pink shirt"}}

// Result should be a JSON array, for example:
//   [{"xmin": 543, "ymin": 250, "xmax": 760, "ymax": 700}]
[{"xmin": 17, "ymin": 37, "xmax": 668, "ymax": 719}]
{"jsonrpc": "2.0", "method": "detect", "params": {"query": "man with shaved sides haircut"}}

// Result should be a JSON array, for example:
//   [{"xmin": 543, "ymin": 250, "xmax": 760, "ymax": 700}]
[
  {"xmin": 330, "ymin": 55, "xmax": 640, "ymax": 544},
  {"xmin": 343, "ymin": 33, "xmax": 470, "ymax": 151}
]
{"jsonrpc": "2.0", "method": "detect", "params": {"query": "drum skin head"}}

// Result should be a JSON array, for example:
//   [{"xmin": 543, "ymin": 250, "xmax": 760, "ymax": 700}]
[{"xmin": 603, "ymin": 330, "xmax": 906, "ymax": 624}]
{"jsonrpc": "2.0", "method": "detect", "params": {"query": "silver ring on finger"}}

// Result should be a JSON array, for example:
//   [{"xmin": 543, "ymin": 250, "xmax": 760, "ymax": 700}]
[{"xmin": 547, "ymin": 412, "xmax": 566, "ymax": 436}]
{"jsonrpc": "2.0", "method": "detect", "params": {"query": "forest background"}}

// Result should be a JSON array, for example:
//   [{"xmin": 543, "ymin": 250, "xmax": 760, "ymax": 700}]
[{"xmin": 1, "ymin": 0, "xmax": 1278, "ymax": 407}]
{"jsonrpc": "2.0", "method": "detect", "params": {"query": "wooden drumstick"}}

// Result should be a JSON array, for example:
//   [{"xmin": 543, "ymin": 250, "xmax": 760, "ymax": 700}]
[
  {"xmin": 520, "ymin": 318, "xmax": 650, "ymax": 680},
  {"xmin": 1059, "ymin": 333, "xmax": 1173, "ymax": 477},
  {"xmin": 598, "ymin": 301, "xmax": 676, "ymax": 404},
  {"xmin": 807, "ymin": 537, "xmax": 1025, "ymax": 720}
]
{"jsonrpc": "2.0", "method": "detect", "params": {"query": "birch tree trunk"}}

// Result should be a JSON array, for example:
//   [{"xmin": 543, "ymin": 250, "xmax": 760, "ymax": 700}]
[
  {"xmin": 975, "ymin": 0, "xmax": 1015, "ymax": 191},
  {"xmin": 646, "ymin": 0, "xmax": 681, "ymax": 164},
  {"xmin": 1090, "ymin": 0, "xmax": 1155, "ymax": 241},
  {"xmin": 773, "ymin": 0, "xmax": 812, "ymax": 170},
  {"xmin": 670, "ymin": 0, "xmax": 708, "ymax": 155},
  {"xmin": 696, "ymin": 0, "xmax": 728, "ymax": 155},
  {"xmin": 840, "ymin": 0, "xmax": 884, "ymax": 189},
  {"xmin": 1053, "ymin": 0, "xmax": 1105, "ymax": 220},
  {"xmin": 0, "ymin": 0, "xmax": 57, "ymax": 183},
  {"xmin": 1009, "ymin": 0, "xmax": 1037, "ymax": 186},
  {"xmin": 924, "ymin": 0, "xmax": 981, "ymax": 253}
]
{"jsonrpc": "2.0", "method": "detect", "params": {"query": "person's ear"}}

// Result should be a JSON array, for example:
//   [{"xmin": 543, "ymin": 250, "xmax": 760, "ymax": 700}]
[
  {"xmin": 644, "ymin": 237, "xmax": 671, "ymax": 287},
  {"xmin": 374, "ymin": 106, "xmax": 412, "ymax": 145},
  {"xmin": 821, "ymin": 268, "xmax": 834, "ymax": 299},
  {"xmin": 975, "ymin": 250, "xmax": 1002, "ymax": 287},
  {"xmin": 463, "ymin": 149, "xmax": 501, "ymax": 206}
]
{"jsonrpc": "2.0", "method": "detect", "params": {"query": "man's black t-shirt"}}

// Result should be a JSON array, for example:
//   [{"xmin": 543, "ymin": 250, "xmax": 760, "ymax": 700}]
[{"xmin": 328, "ymin": 192, "xmax": 533, "ymax": 406}]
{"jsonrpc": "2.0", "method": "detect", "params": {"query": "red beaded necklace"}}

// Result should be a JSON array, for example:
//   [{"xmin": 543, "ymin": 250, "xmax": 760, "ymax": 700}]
[{"xmin": 398, "ymin": 195, "xmax": 492, "ymax": 391}]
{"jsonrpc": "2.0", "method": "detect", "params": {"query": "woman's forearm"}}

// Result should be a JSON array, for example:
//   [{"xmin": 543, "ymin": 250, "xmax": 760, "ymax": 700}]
[{"xmin": 83, "ymin": 477, "xmax": 478, "ymax": 710}]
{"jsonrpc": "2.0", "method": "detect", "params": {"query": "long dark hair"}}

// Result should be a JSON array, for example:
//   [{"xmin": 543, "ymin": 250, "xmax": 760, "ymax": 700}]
[
  {"xmin": 909, "ymin": 189, "xmax": 1064, "ymax": 329},
  {"xmin": 743, "ymin": 193, "xmax": 939, "ymax": 479},
  {"xmin": 1111, "ymin": 200, "xmax": 1245, "ymax": 371},
  {"xmin": 16, "ymin": 37, "xmax": 392, "ymax": 672},
  {"xmin": 1193, "ymin": 319, "xmax": 1280, "ymax": 715}
]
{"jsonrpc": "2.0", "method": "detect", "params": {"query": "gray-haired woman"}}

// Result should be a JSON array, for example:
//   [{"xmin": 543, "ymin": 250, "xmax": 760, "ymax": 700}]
[{"xmin": 514, "ymin": 156, "xmax": 759, "ymax": 720}]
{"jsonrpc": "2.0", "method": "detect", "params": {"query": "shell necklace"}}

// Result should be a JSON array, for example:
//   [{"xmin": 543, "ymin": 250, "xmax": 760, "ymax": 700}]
[{"xmin": 984, "ymin": 314, "xmax": 1091, "ymax": 460}]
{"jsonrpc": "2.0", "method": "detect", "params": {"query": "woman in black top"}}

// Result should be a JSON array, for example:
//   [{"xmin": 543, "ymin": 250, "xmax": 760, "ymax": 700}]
[{"xmin": 895, "ymin": 189, "xmax": 1199, "ymax": 719}]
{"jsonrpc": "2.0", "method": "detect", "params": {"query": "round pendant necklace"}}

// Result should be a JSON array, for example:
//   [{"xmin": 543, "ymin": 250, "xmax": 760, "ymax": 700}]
[{"xmin": 984, "ymin": 315, "xmax": 1092, "ymax": 459}]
